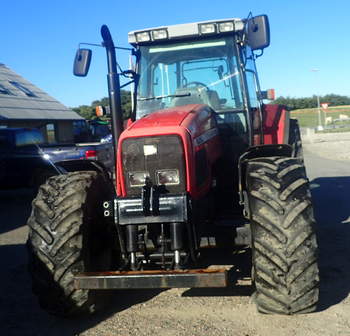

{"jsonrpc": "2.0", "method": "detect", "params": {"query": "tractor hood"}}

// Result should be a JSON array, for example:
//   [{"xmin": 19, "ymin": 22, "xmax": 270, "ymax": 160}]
[
  {"xmin": 116, "ymin": 103, "xmax": 221, "ymax": 198},
  {"xmin": 128, "ymin": 104, "xmax": 200, "ymax": 130},
  {"xmin": 121, "ymin": 103, "xmax": 217, "ymax": 140}
]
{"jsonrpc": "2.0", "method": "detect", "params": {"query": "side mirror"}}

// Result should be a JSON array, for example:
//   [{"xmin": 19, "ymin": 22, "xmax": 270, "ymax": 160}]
[
  {"xmin": 73, "ymin": 48, "xmax": 92, "ymax": 77},
  {"xmin": 247, "ymin": 15, "xmax": 270, "ymax": 50}
]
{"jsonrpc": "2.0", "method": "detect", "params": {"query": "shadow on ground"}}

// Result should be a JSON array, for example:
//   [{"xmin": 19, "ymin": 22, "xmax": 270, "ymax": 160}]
[
  {"xmin": 0, "ymin": 188, "xmax": 34, "ymax": 234},
  {"xmin": 0, "ymin": 188, "xmax": 163, "ymax": 336},
  {"xmin": 0, "ymin": 243, "xmax": 163, "ymax": 336},
  {"xmin": 1, "ymin": 175, "xmax": 350, "ymax": 335},
  {"xmin": 310, "ymin": 176, "xmax": 350, "ymax": 312}
]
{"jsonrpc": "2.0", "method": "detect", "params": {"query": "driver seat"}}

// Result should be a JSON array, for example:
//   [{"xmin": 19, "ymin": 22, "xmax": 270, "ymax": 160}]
[{"xmin": 207, "ymin": 90, "xmax": 221, "ymax": 110}]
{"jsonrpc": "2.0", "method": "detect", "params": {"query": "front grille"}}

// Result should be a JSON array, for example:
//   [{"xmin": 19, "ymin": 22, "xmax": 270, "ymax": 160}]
[{"xmin": 121, "ymin": 135, "xmax": 186, "ymax": 196}]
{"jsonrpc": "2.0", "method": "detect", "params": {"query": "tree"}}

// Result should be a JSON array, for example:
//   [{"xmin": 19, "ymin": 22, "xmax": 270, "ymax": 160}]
[
  {"xmin": 273, "ymin": 94, "xmax": 350, "ymax": 110},
  {"xmin": 72, "ymin": 105, "xmax": 95, "ymax": 120},
  {"xmin": 72, "ymin": 90, "xmax": 132, "ymax": 120},
  {"xmin": 121, "ymin": 90, "xmax": 132, "ymax": 118}
]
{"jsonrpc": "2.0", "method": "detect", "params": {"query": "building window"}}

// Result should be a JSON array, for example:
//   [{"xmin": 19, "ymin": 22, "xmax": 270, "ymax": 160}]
[
  {"xmin": 46, "ymin": 123, "xmax": 56, "ymax": 143},
  {"xmin": 0, "ymin": 83, "xmax": 13, "ymax": 95},
  {"xmin": 9, "ymin": 81, "xmax": 37, "ymax": 97}
]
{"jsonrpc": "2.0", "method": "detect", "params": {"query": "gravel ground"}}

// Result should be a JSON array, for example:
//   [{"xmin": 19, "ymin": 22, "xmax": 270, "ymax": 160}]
[
  {"xmin": 302, "ymin": 128, "xmax": 350, "ymax": 161},
  {"xmin": 1, "ymin": 131, "xmax": 350, "ymax": 336}
]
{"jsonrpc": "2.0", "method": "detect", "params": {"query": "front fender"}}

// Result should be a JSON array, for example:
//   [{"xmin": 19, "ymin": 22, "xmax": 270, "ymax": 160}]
[
  {"xmin": 237, "ymin": 144, "xmax": 292, "ymax": 211},
  {"xmin": 56, "ymin": 159, "xmax": 112, "ymax": 178}
]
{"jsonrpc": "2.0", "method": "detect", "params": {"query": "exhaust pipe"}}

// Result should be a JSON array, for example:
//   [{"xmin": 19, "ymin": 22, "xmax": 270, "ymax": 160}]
[{"xmin": 101, "ymin": 25, "xmax": 123, "ymax": 143}]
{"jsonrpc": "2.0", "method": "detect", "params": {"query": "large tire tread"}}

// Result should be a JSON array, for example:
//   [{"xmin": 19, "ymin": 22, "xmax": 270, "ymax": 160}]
[
  {"xmin": 289, "ymin": 119, "xmax": 304, "ymax": 159},
  {"xmin": 247, "ymin": 156, "xmax": 319, "ymax": 315},
  {"xmin": 27, "ymin": 171, "xmax": 113, "ymax": 316}
]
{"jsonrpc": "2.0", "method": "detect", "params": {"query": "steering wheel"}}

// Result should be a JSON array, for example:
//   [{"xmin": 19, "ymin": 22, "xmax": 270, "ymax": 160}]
[{"xmin": 183, "ymin": 81, "xmax": 209, "ymax": 91}]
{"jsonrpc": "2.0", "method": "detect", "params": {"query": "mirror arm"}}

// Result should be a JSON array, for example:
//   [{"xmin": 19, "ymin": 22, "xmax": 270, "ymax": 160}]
[
  {"xmin": 132, "ymin": 48, "xmax": 141, "ymax": 60},
  {"xmin": 120, "ymin": 79, "xmax": 135, "ymax": 89},
  {"xmin": 79, "ymin": 42, "xmax": 102, "ymax": 48},
  {"xmin": 120, "ymin": 70, "xmax": 139, "ymax": 89},
  {"xmin": 78, "ymin": 42, "xmax": 134, "ymax": 52},
  {"xmin": 121, "ymin": 70, "xmax": 137, "ymax": 77},
  {"xmin": 254, "ymin": 49, "xmax": 264, "ymax": 59}
]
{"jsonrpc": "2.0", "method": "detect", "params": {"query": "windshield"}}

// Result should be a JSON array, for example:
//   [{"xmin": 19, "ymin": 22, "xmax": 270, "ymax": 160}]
[{"xmin": 136, "ymin": 37, "xmax": 244, "ymax": 119}]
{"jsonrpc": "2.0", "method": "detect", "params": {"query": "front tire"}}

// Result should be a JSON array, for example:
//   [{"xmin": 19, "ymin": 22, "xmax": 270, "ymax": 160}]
[
  {"xmin": 27, "ymin": 171, "xmax": 115, "ymax": 316},
  {"xmin": 246, "ymin": 157, "xmax": 319, "ymax": 314}
]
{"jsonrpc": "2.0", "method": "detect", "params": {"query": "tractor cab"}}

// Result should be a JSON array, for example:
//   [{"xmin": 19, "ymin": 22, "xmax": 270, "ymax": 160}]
[
  {"xmin": 126, "ymin": 17, "xmax": 270, "ymax": 213},
  {"xmin": 130, "ymin": 16, "xmax": 270, "ymax": 148}
]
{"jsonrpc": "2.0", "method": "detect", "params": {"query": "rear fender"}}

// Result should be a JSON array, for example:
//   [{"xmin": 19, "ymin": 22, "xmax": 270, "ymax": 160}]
[
  {"xmin": 238, "ymin": 144, "xmax": 292, "ymax": 217},
  {"xmin": 30, "ymin": 160, "xmax": 112, "ymax": 190},
  {"xmin": 263, "ymin": 104, "xmax": 290, "ymax": 145}
]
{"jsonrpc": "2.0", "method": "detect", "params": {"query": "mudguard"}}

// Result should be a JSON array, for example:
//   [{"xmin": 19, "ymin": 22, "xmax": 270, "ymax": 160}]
[
  {"xmin": 262, "ymin": 104, "xmax": 290, "ymax": 145},
  {"xmin": 237, "ymin": 144, "xmax": 292, "ymax": 215},
  {"xmin": 56, "ymin": 159, "xmax": 111, "ymax": 178}
]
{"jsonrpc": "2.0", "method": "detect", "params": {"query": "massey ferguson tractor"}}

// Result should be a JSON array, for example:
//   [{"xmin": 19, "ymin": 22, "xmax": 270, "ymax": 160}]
[{"xmin": 27, "ymin": 14, "xmax": 319, "ymax": 316}]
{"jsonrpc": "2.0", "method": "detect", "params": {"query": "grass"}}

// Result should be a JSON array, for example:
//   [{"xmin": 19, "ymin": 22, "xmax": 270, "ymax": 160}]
[
  {"xmin": 315, "ymin": 126, "xmax": 350, "ymax": 134},
  {"xmin": 290, "ymin": 106, "xmax": 350, "ymax": 128}
]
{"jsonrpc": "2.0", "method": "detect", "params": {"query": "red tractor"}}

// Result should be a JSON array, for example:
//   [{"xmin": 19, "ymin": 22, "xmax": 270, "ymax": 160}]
[{"xmin": 27, "ymin": 14, "xmax": 319, "ymax": 316}]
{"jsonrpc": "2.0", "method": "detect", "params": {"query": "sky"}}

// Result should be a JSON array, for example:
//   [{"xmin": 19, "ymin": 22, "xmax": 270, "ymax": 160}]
[{"xmin": 1, "ymin": 0, "xmax": 349, "ymax": 108}]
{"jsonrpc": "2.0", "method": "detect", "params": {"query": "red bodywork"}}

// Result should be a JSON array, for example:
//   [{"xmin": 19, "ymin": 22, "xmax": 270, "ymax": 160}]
[
  {"xmin": 115, "ymin": 103, "xmax": 289, "ymax": 199},
  {"xmin": 116, "ymin": 104, "xmax": 222, "ymax": 200},
  {"xmin": 262, "ymin": 104, "xmax": 290, "ymax": 145}
]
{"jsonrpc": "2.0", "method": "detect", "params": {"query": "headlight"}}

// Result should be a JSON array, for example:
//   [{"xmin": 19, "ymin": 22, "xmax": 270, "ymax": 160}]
[
  {"xmin": 157, "ymin": 169, "xmax": 180, "ymax": 185},
  {"xmin": 128, "ymin": 171, "xmax": 150, "ymax": 187}
]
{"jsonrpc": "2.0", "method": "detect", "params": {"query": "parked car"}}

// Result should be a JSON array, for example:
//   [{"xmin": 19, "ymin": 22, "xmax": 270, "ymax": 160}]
[
  {"xmin": 0, "ymin": 128, "xmax": 114, "ymax": 189},
  {"xmin": 73, "ymin": 119, "xmax": 112, "ymax": 143}
]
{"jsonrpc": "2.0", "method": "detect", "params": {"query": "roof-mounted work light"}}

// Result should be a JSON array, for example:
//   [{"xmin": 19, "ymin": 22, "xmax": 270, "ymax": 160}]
[
  {"xmin": 152, "ymin": 29, "xmax": 168, "ymax": 40},
  {"xmin": 136, "ymin": 31, "xmax": 151, "ymax": 43},
  {"xmin": 128, "ymin": 18, "xmax": 247, "ymax": 45},
  {"xmin": 218, "ymin": 21, "xmax": 234, "ymax": 32},
  {"xmin": 199, "ymin": 23, "xmax": 217, "ymax": 34}
]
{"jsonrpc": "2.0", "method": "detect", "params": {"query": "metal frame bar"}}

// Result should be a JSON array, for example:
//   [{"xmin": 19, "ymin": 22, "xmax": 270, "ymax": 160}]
[{"xmin": 74, "ymin": 269, "xmax": 228, "ymax": 289}]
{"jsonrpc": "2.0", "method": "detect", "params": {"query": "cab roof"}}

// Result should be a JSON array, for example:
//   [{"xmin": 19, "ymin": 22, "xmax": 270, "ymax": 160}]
[{"xmin": 128, "ymin": 18, "xmax": 244, "ymax": 45}]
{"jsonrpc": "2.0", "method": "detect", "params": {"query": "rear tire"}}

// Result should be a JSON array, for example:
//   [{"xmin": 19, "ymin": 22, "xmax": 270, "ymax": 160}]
[
  {"xmin": 27, "ymin": 171, "xmax": 115, "ymax": 316},
  {"xmin": 246, "ymin": 157, "xmax": 319, "ymax": 314},
  {"xmin": 289, "ymin": 119, "xmax": 303, "ymax": 159}
]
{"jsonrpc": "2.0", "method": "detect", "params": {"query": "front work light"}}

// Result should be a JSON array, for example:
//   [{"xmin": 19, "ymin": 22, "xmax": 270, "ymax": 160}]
[
  {"xmin": 157, "ymin": 169, "xmax": 180, "ymax": 185},
  {"xmin": 129, "ymin": 171, "xmax": 150, "ymax": 187},
  {"xmin": 136, "ymin": 31, "xmax": 151, "ymax": 42},
  {"xmin": 152, "ymin": 29, "xmax": 168, "ymax": 40},
  {"xmin": 218, "ymin": 21, "xmax": 234, "ymax": 32},
  {"xmin": 199, "ymin": 23, "xmax": 216, "ymax": 34}
]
